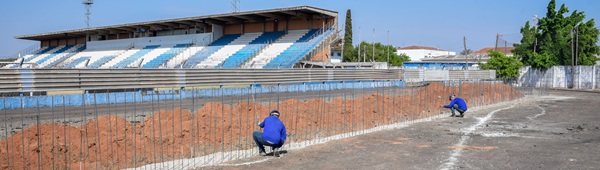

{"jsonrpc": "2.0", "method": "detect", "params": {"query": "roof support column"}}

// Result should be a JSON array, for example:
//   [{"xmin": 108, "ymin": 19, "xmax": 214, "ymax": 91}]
[
  {"xmin": 241, "ymin": 23, "xmax": 245, "ymax": 34},
  {"xmin": 285, "ymin": 18, "xmax": 289, "ymax": 33}
]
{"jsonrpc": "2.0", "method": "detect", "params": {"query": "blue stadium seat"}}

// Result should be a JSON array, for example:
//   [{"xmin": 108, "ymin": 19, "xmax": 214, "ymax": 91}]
[
  {"xmin": 141, "ymin": 43, "xmax": 192, "ymax": 68},
  {"xmin": 34, "ymin": 45, "xmax": 75, "ymax": 64},
  {"xmin": 264, "ymin": 29, "xmax": 335, "ymax": 68},
  {"xmin": 44, "ymin": 45, "xmax": 87, "ymax": 68},
  {"xmin": 218, "ymin": 31, "xmax": 285, "ymax": 68},
  {"xmin": 22, "ymin": 46, "xmax": 57, "ymax": 63},
  {"xmin": 181, "ymin": 34, "xmax": 241, "ymax": 68},
  {"xmin": 87, "ymin": 56, "xmax": 114, "ymax": 68},
  {"xmin": 66, "ymin": 56, "xmax": 91, "ymax": 68},
  {"xmin": 110, "ymin": 45, "xmax": 160, "ymax": 68}
]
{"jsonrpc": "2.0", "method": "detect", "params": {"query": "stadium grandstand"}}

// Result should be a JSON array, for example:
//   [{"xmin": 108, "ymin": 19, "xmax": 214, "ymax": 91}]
[{"xmin": 3, "ymin": 6, "xmax": 338, "ymax": 69}]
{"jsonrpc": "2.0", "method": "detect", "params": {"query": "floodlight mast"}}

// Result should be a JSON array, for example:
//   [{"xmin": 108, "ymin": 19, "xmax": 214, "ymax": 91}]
[
  {"xmin": 231, "ymin": 0, "xmax": 240, "ymax": 13},
  {"xmin": 83, "ymin": 0, "xmax": 94, "ymax": 28}
]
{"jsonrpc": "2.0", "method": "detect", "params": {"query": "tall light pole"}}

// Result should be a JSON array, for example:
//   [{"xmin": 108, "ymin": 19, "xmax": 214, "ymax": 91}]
[
  {"xmin": 231, "ymin": 0, "xmax": 240, "ymax": 13},
  {"xmin": 83, "ymin": 0, "xmax": 93, "ymax": 28}
]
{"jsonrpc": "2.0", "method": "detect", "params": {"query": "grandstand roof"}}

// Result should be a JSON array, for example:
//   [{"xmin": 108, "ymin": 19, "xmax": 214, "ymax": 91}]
[{"xmin": 16, "ymin": 6, "xmax": 337, "ymax": 41}]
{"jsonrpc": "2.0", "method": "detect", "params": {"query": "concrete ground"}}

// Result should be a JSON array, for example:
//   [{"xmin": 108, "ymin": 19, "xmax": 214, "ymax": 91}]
[{"xmin": 203, "ymin": 90, "xmax": 600, "ymax": 170}]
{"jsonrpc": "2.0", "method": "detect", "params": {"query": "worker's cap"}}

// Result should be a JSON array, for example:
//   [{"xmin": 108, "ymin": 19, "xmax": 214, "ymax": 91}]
[{"xmin": 270, "ymin": 110, "xmax": 280, "ymax": 116}]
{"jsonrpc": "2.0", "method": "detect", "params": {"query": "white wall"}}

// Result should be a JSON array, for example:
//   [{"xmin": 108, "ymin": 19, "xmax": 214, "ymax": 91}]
[
  {"xmin": 87, "ymin": 33, "xmax": 212, "ymax": 50},
  {"xmin": 518, "ymin": 65, "xmax": 600, "ymax": 89},
  {"xmin": 396, "ymin": 49, "xmax": 456, "ymax": 61}
]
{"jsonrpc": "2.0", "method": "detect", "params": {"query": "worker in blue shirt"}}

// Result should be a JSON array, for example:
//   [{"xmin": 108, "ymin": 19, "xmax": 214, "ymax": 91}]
[
  {"xmin": 441, "ymin": 94, "xmax": 468, "ymax": 117},
  {"xmin": 253, "ymin": 110, "xmax": 287, "ymax": 157}
]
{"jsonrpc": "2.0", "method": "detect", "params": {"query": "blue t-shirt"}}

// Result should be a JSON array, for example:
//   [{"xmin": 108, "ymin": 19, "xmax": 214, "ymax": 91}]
[
  {"xmin": 259, "ymin": 116, "xmax": 287, "ymax": 145},
  {"xmin": 444, "ymin": 98, "xmax": 468, "ymax": 111}
]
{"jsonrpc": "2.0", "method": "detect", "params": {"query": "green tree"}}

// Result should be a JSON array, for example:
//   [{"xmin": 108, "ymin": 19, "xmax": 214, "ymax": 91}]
[
  {"xmin": 480, "ymin": 50, "xmax": 523, "ymax": 79},
  {"xmin": 342, "ymin": 9, "xmax": 355, "ymax": 62},
  {"xmin": 355, "ymin": 41, "xmax": 410, "ymax": 66},
  {"xmin": 513, "ymin": 0, "xmax": 599, "ymax": 68}
]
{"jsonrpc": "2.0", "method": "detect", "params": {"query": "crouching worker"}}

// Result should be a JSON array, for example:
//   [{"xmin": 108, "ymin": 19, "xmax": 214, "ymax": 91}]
[
  {"xmin": 253, "ymin": 110, "xmax": 287, "ymax": 157},
  {"xmin": 441, "ymin": 94, "xmax": 468, "ymax": 117}
]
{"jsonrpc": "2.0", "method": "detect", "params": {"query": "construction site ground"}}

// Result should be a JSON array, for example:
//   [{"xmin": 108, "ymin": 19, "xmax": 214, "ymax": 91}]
[{"xmin": 204, "ymin": 90, "xmax": 600, "ymax": 170}]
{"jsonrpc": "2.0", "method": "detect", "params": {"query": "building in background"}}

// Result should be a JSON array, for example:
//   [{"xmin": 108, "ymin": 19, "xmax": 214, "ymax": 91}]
[
  {"xmin": 396, "ymin": 45, "xmax": 456, "ymax": 61},
  {"xmin": 420, "ymin": 46, "xmax": 515, "ymax": 66}
]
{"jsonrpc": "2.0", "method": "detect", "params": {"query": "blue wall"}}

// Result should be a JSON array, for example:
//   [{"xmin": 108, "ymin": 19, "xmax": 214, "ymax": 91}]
[{"xmin": 1, "ymin": 80, "xmax": 403, "ymax": 110}]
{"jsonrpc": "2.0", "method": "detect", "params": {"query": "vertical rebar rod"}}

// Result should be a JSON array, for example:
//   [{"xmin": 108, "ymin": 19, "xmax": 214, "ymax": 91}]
[
  {"xmin": 19, "ymin": 94, "xmax": 26, "ymax": 170},
  {"xmin": 122, "ymin": 89, "xmax": 127, "ymax": 169},
  {"xmin": 93, "ymin": 93, "xmax": 101, "ymax": 170},
  {"xmin": 107, "ymin": 90, "xmax": 115, "ymax": 169},
  {"xmin": 63, "ymin": 96, "xmax": 68, "ymax": 168},
  {"xmin": 157, "ymin": 92, "xmax": 165, "ymax": 168},
  {"xmin": 150, "ymin": 91, "xmax": 157, "ymax": 169},
  {"xmin": 4, "ymin": 98, "xmax": 11, "ymax": 169},
  {"xmin": 228, "ymin": 90, "xmax": 234, "ymax": 160},
  {"xmin": 178, "ymin": 88, "xmax": 183, "ymax": 165},
  {"xmin": 82, "ymin": 93, "xmax": 88, "ymax": 169},
  {"xmin": 220, "ymin": 86, "xmax": 225, "ymax": 162},
  {"xmin": 342, "ymin": 82, "xmax": 347, "ymax": 135},
  {"xmin": 50, "ymin": 96, "xmax": 56, "ymax": 169},
  {"xmin": 171, "ymin": 88, "xmax": 176, "ymax": 162},
  {"xmin": 294, "ymin": 84, "xmax": 299, "ymax": 145},
  {"xmin": 133, "ymin": 90, "xmax": 137, "ymax": 168},
  {"xmin": 190, "ymin": 87, "xmax": 196, "ymax": 167},
  {"xmin": 362, "ymin": 81, "xmax": 366, "ymax": 132},
  {"xmin": 36, "ymin": 98, "xmax": 41, "ymax": 170}
]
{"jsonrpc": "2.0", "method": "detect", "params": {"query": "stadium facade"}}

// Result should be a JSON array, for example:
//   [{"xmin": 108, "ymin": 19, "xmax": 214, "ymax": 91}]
[{"xmin": 5, "ymin": 6, "xmax": 338, "ymax": 69}]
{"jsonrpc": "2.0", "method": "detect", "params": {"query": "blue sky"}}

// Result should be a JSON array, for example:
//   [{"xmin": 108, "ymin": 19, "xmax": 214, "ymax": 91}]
[{"xmin": 0, "ymin": 0, "xmax": 599, "ymax": 58}]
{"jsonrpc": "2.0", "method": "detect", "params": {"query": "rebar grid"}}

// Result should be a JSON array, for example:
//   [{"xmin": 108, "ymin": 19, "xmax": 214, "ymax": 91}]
[{"xmin": 0, "ymin": 79, "xmax": 545, "ymax": 169}]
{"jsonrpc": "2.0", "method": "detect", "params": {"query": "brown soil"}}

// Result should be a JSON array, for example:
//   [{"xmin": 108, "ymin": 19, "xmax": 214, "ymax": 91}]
[{"xmin": 0, "ymin": 82, "xmax": 522, "ymax": 169}]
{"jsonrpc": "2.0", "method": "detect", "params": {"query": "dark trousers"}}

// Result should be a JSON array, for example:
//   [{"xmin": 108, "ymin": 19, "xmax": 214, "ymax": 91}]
[
  {"xmin": 253, "ymin": 131, "xmax": 282, "ymax": 152},
  {"xmin": 451, "ymin": 104, "xmax": 466, "ymax": 116}
]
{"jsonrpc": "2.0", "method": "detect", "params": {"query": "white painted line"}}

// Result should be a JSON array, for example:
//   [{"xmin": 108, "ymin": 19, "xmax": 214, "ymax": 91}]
[
  {"xmin": 439, "ymin": 105, "xmax": 516, "ymax": 170},
  {"xmin": 214, "ymin": 157, "xmax": 273, "ymax": 166},
  {"xmin": 527, "ymin": 105, "xmax": 546, "ymax": 120}
]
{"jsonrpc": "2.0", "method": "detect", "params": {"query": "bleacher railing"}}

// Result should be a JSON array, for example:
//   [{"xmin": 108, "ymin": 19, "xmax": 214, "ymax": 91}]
[{"xmin": 0, "ymin": 69, "xmax": 500, "ymax": 94}]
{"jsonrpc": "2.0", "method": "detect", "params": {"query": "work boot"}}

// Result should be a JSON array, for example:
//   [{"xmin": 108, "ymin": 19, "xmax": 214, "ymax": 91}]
[
  {"xmin": 450, "ymin": 114, "xmax": 455, "ymax": 117},
  {"xmin": 273, "ymin": 148, "xmax": 280, "ymax": 157}
]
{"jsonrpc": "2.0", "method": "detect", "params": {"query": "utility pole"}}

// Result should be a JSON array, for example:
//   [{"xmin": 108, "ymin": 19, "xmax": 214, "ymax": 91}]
[
  {"xmin": 570, "ymin": 28, "xmax": 575, "ymax": 89},
  {"xmin": 575, "ymin": 26, "xmax": 579, "ymax": 66},
  {"xmin": 463, "ymin": 36, "xmax": 468, "ymax": 70},
  {"xmin": 358, "ymin": 26, "xmax": 361, "ymax": 63},
  {"xmin": 571, "ymin": 22, "xmax": 581, "ymax": 89},
  {"xmin": 495, "ymin": 33, "xmax": 500, "ymax": 51},
  {"xmin": 504, "ymin": 41, "xmax": 508, "ymax": 55},
  {"xmin": 372, "ymin": 28, "xmax": 375, "ymax": 62},
  {"xmin": 387, "ymin": 30, "xmax": 390, "ymax": 66}
]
